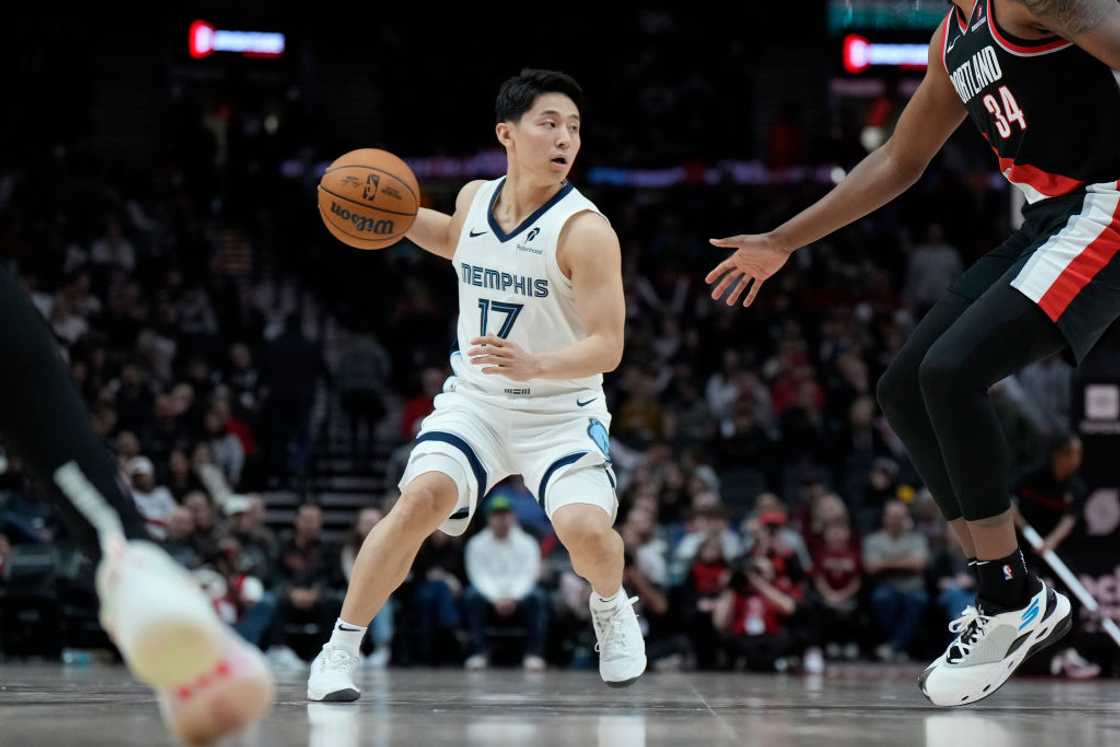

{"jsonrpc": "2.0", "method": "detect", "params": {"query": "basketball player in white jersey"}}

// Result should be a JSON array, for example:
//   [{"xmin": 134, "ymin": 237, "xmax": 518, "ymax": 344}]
[{"xmin": 307, "ymin": 69, "xmax": 646, "ymax": 701}]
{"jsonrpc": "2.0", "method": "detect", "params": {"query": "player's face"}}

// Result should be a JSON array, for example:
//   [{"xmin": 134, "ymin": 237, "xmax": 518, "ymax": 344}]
[{"xmin": 511, "ymin": 93, "xmax": 581, "ymax": 179}]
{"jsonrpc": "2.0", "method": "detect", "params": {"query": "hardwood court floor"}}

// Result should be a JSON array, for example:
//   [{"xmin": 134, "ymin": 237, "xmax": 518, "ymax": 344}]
[{"xmin": 1, "ymin": 663, "xmax": 1117, "ymax": 746}]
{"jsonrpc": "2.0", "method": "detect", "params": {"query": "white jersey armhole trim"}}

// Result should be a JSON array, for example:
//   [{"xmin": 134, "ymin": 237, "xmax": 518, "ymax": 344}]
[
  {"xmin": 550, "ymin": 208, "xmax": 611, "ymax": 292},
  {"xmin": 452, "ymin": 179, "xmax": 500, "ymax": 261}
]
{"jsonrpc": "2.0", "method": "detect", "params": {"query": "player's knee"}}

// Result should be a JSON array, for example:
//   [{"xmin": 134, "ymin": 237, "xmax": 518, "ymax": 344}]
[
  {"xmin": 877, "ymin": 354, "xmax": 921, "ymax": 419},
  {"xmin": 875, "ymin": 366, "xmax": 902, "ymax": 415},
  {"xmin": 394, "ymin": 478, "xmax": 457, "ymax": 532},
  {"xmin": 552, "ymin": 505, "xmax": 614, "ymax": 555},
  {"xmin": 917, "ymin": 345, "xmax": 965, "ymax": 401}
]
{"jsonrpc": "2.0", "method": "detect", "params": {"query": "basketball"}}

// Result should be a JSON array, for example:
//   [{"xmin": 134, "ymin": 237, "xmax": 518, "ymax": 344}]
[{"xmin": 317, "ymin": 148, "xmax": 420, "ymax": 250}]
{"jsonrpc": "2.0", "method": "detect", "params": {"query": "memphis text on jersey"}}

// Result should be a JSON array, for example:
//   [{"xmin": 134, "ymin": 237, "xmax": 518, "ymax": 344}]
[
  {"xmin": 460, "ymin": 261, "xmax": 550, "ymax": 298},
  {"xmin": 949, "ymin": 45, "xmax": 1004, "ymax": 104}
]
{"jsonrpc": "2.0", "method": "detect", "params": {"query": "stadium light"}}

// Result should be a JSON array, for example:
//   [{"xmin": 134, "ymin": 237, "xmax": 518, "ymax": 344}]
[
  {"xmin": 843, "ymin": 34, "xmax": 927, "ymax": 74},
  {"xmin": 188, "ymin": 20, "xmax": 286, "ymax": 59}
]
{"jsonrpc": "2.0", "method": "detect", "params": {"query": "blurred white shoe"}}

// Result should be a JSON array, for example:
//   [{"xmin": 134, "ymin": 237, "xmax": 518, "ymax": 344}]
[
  {"xmin": 365, "ymin": 646, "xmax": 390, "ymax": 669},
  {"xmin": 96, "ymin": 538, "xmax": 274, "ymax": 746},
  {"xmin": 267, "ymin": 645, "xmax": 308, "ymax": 671},
  {"xmin": 465, "ymin": 654, "xmax": 489, "ymax": 670},
  {"xmin": 804, "ymin": 647, "xmax": 826, "ymax": 674},
  {"xmin": 523, "ymin": 655, "xmax": 546, "ymax": 672},
  {"xmin": 1051, "ymin": 647, "xmax": 1101, "ymax": 680}
]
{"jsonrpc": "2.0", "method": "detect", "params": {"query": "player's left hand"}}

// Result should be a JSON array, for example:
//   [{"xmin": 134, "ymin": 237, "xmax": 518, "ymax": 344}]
[{"xmin": 467, "ymin": 335, "xmax": 542, "ymax": 381}]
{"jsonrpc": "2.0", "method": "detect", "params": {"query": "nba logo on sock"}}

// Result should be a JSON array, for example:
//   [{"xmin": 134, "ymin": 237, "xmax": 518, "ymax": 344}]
[{"xmin": 1003, "ymin": 564, "xmax": 1014, "ymax": 581}]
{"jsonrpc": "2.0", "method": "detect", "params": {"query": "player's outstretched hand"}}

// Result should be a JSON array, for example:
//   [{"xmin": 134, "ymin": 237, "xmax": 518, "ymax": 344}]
[
  {"xmin": 705, "ymin": 233, "xmax": 793, "ymax": 308},
  {"xmin": 468, "ymin": 335, "xmax": 542, "ymax": 381}
]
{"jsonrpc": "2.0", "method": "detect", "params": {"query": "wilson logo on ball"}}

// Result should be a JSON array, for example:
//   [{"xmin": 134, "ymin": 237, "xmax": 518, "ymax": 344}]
[{"xmin": 330, "ymin": 202, "xmax": 395, "ymax": 234}]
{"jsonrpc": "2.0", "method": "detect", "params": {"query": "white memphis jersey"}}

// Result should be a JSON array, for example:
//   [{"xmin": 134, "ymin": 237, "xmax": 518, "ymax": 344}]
[{"xmin": 449, "ymin": 177, "xmax": 607, "ymax": 402}]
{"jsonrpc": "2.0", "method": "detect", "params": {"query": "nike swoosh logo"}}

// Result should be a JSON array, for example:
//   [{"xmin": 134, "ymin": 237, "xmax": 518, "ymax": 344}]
[
  {"xmin": 337, "ymin": 624, "xmax": 363, "ymax": 632},
  {"xmin": 577, "ymin": 398, "xmax": 597, "ymax": 407},
  {"xmin": 469, "ymin": 229, "xmax": 488, "ymax": 238}
]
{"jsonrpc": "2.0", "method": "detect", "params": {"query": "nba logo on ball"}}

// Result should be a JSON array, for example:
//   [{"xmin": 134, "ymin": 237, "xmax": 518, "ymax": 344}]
[{"xmin": 363, "ymin": 174, "xmax": 380, "ymax": 202}]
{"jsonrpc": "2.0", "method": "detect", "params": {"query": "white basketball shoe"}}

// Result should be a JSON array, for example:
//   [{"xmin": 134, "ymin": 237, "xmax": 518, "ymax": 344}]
[
  {"xmin": 919, "ymin": 581, "xmax": 1072, "ymax": 707},
  {"xmin": 307, "ymin": 644, "xmax": 362, "ymax": 702},
  {"xmin": 590, "ymin": 592, "xmax": 647, "ymax": 687},
  {"xmin": 97, "ymin": 537, "xmax": 274, "ymax": 745}
]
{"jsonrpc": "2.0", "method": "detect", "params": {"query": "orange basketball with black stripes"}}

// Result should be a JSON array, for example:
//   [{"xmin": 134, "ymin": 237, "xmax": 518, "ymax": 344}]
[{"xmin": 317, "ymin": 148, "xmax": 420, "ymax": 250}]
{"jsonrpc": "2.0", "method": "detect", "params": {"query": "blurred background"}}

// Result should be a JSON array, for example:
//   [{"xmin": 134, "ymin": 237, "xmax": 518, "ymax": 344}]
[{"xmin": 1, "ymin": 3, "xmax": 1118, "ymax": 678}]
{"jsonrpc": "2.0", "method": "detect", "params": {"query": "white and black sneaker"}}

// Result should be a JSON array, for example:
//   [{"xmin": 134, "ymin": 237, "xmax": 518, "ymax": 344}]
[
  {"xmin": 307, "ymin": 644, "xmax": 361, "ymax": 702},
  {"xmin": 919, "ymin": 581, "xmax": 1072, "ymax": 707},
  {"xmin": 590, "ymin": 592, "xmax": 647, "ymax": 687}
]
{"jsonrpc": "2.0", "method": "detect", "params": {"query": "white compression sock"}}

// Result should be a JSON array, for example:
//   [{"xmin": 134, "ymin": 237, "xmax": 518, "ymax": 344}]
[{"xmin": 329, "ymin": 618, "xmax": 367, "ymax": 658}]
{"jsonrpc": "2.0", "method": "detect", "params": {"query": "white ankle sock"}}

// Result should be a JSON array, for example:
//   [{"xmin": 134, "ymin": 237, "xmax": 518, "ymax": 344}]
[
  {"xmin": 591, "ymin": 589, "xmax": 622, "ymax": 609},
  {"xmin": 329, "ymin": 618, "xmax": 367, "ymax": 658}
]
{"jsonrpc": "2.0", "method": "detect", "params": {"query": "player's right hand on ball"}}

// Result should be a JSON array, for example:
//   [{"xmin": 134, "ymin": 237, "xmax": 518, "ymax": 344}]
[{"xmin": 705, "ymin": 233, "xmax": 793, "ymax": 308}]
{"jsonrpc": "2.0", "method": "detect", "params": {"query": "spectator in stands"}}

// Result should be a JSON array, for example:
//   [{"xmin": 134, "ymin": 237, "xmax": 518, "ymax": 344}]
[
  {"xmin": 748, "ymin": 499, "xmax": 812, "ymax": 571},
  {"xmin": 335, "ymin": 331, "xmax": 391, "ymax": 458},
  {"xmin": 672, "ymin": 504, "xmax": 743, "ymax": 586},
  {"xmin": 226, "ymin": 342, "xmax": 262, "ymax": 421},
  {"xmin": 228, "ymin": 494, "xmax": 278, "ymax": 586},
  {"xmin": 863, "ymin": 501, "xmax": 929, "ymax": 661},
  {"xmin": 162, "ymin": 506, "xmax": 203, "ymax": 570},
  {"xmin": 145, "ymin": 393, "xmax": 189, "ymax": 469},
  {"xmin": 204, "ymin": 403, "xmax": 245, "ymax": 488},
  {"xmin": 713, "ymin": 557, "xmax": 800, "ymax": 672},
  {"xmin": 400, "ymin": 366, "xmax": 445, "ymax": 441},
  {"xmin": 931, "ymin": 537, "xmax": 974, "ymax": 622},
  {"xmin": 165, "ymin": 447, "xmax": 201, "ymax": 501},
  {"xmin": 267, "ymin": 503, "xmax": 341, "ymax": 667},
  {"xmin": 902, "ymin": 223, "xmax": 962, "ymax": 315},
  {"xmin": 246, "ymin": 494, "xmax": 279, "ymax": 558},
  {"xmin": 113, "ymin": 359, "xmax": 154, "ymax": 433},
  {"xmin": 409, "ymin": 524, "xmax": 465, "ymax": 665},
  {"xmin": 667, "ymin": 378, "xmax": 716, "ymax": 448},
  {"xmin": 620, "ymin": 517, "xmax": 676, "ymax": 667},
  {"xmin": 340, "ymin": 507, "xmax": 393, "ymax": 667},
  {"xmin": 212, "ymin": 534, "xmax": 276, "ymax": 649},
  {"xmin": 0, "ymin": 532, "xmax": 10, "ymax": 577},
  {"xmin": 1012, "ymin": 432, "xmax": 1099, "ymax": 679},
  {"xmin": 115, "ymin": 430, "xmax": 141, "ymax": 468},
  {"xmin": 463, "ymin": 496, "xmax": 546, "ymax": 671},
  {"xmin": 1014, "ymin": 431, "xmax": 1083, "ymax": 557},
  {"xmin": 811, "ymin": 520, "xmax": 863, "ymax": 660},
  {"xmin": 91, "ymin": 215, "xmax": 137, "ymax": 272},
  {"xmin": 262, "ymin": 315, "xmax": 326, "ymax": 483},
  {"xmin": 127, "ymin": 456, "xmax": 176, "ymax": 540},
  {"xmin": 183, "ymin": 490, "xmax": 223, "ymax": 561},
  {"xmin": 683, "ymin": 534, "xmax": 732, "ymax": 669}
]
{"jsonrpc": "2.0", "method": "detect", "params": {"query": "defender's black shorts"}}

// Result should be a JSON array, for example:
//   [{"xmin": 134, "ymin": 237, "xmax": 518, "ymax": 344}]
[{"xmin": 948, "ymin": 181, "xmax": 1120, "ymax": 363}]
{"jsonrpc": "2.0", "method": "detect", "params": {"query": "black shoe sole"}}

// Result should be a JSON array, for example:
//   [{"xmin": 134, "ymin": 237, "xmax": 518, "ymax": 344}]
[
  {"xmin": 315, "ymin": 688, "xmax": 360, "ymax": 702},
  {"xmin": 918, "ymin": 598, "xmax": 1073, "ymax": 706},
  {"xmin": 605, "ymin": 677, "xmax": 640, "ymax": 688}
]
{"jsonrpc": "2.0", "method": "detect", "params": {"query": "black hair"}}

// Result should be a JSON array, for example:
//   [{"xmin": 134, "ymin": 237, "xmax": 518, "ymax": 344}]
[{"xmin": 495, "ymin": 68, "xmax": 584, "ymax": 123}]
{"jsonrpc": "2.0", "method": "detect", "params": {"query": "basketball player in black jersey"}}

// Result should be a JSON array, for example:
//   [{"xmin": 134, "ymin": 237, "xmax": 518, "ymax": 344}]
[
  {"xmin": 0, "ymin": 266, "xmax": 274, "ymax": 741},
  {"xmin": 706, "ymin": 0, "xmax": 1120, "ymax": 706}
]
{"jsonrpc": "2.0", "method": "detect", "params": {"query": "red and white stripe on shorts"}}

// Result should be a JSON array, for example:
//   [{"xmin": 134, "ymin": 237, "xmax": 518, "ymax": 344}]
[{"xmin": 1011, "ymin": 181, "xmax": 1120, "ymax": 321}]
